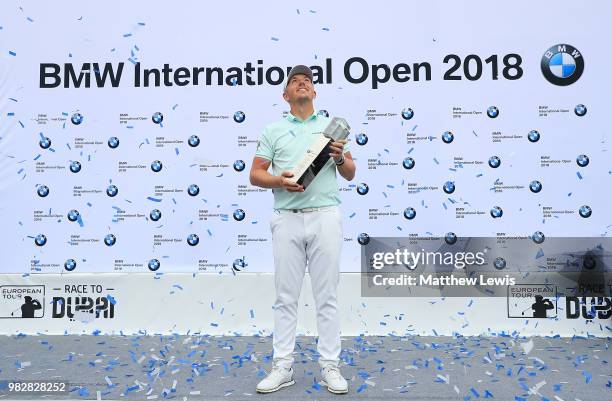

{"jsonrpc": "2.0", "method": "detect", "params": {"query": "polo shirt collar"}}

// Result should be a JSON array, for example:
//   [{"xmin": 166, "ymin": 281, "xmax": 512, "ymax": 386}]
[{"xmin": 287, "ymin": 110, "xmax": 318, "ymax": 123}]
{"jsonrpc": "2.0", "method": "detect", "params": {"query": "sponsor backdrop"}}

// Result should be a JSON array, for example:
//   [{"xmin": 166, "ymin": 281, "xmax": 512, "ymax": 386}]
[{"xmin": 0, "ymin": 1, "xmax": 609, "ymax": 335}]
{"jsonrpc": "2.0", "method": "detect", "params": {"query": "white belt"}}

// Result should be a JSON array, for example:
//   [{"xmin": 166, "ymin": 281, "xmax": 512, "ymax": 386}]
[{"xmin": 277, "ymin": 205, "xmax": 336, "ymax": 214}]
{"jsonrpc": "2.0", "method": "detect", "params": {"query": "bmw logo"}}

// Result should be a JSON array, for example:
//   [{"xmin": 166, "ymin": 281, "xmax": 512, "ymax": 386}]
[
  {"xmin": 356, "ymin": 183, "xmax": 369, "ymax": 195},
  {"xmin": 357, "ymin": 233, "xmax": 370, "ymax": 246},
  {"xmin": 527, "ymin": 130, "xmax": 540, "ymax": 143},
  {"xmin": 402, "ymin": 157, "xmax": 415, "ymax": 170},
  {"xmin": 149, "ymin": 209, "xmax": 162, "ymax": 221},
  {"xmin": 64, "ymin": 259, "xmax": 77, "ymax": 271},
  {"xmin": 541, "ymin": 44, "xmax": 584, "ymax": 86},
  {"xmin": 442, "ymin": 131, "xmax": 454, "ymax": 144},
  {"xmin": 39, "ymin": 136, "xmax": 51, "ymax": 149},
  {"xmin": 233, "ymin": 209, "xmax": 246, "ymax": 221},
  {"xmin": 148, "ymin": 259, "xmax": 161, "ymax": 271},
  {"xmin": 486, "ymin": 106, "xmax": 499, "ymax": 118},
  {"xmin": 579, "ymin": 205, "xmax": 592, "ymax": 218},
  {"xmin": 318, "ymin": 110, "xmax": 329, "ymax": 117},
  {"xmin": 493, "ymin": 257, "xmax": 506, "ymax": 270},
  {"xmin": 71, "ymin": 113, "xmax": 83, "ymax": 125},
  {"xmin": 531, "ymin": 231, "xmax": 545, "ymax": 244},
  {"xmin": 583, "ymin": 256, "xmax": 596, "ymax": 270},
  {"xmin": 106, "ymin": 185, "xmax": 118, "ymax": 197},
  {"xmin": 576, "ymin": 154, "xmax": 589, "ymax": 167},
  {"xmin": 151, "ymin": 160, "xmax": 163, "ymax": 172},
  {"xmin": 188, "ymin": 135, "xmax": 200, "ymax": 147},
  {"xmin": 574, "ymin": 104, "xmax": 587, "ymax": 117},
  {"xmin": 490, "ymin": 206, "xmax": 503, "ymax": 218},
  {"xmin": 152, "ymin": 112, "xmax": 164, "ymax": 124},
  {"xmin": 34, "ymin": 234, "xmax": 47, "ymax": 246},
  {"xmin": 188, "ymin": 184, "xmax": 200, "ymax": 196},
  {"xmin": 401, "ymin": 108, "xmax": 414, "ymax": 120},
  {"xmin": 187, "ymin": 234, "xmax": 199, "ymax": 246},
  {"xmin": 488, "ymin": 156, "xmax": 501, "ymax": 168},
  {"xmin": 233, "ymin": 111, "xmax": 246, "ymax": 123},
  {"xmin": 70, "ymin": 161, "xmax": 81, "ymax": 173},
  {"xmin": 37, "ymin": 185, "xmax": 49, "ymax": 197},
  {"xmin": 104, "ymin": 234, "xmax": 116, "ymax": 246},
  {"xmin": 233, "ymin": 160, "xmax": 246, "ymax": 172},
  {"xmin": 445, "ymin": 232, "xmax": 457, "ymax": 245},
  {"xmin": 356, "ymin": 133, "xmax": 368, "ymax": 146},
  {"xmin": 107, "ymin": 136, "xmax": 120, "ymax": 149},
  {"xmin": 443, "ymin": 181, "xmax": 455, "ymax": 194},
  {"xmin": 529, "ymin": 180, "xmax": 542, "ymax": 193},
  {"xmin": 403, "ymin": 207, "xmax": 416, "ymax": 220},
  {"xmin": 67, "ymin": 209, "xmax": 80, "ymax": 222},
  {"xmin": 232, "ymin": 258, "xmax": 246, "ymax": 272}
]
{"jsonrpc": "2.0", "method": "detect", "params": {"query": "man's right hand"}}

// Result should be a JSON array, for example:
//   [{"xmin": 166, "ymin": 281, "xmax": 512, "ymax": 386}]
[{"xmin": 279, "ymin": 171, "xmax": 304, "ymax": 192}]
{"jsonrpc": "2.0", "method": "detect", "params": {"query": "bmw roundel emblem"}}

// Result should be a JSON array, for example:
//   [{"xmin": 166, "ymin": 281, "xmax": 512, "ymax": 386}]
[
  {"xmin": 402, "ymin": 157, "xmax": 415, "ymax": 169},
  {"xmin": 64, "ymin": 258, "xmax": 77, "ymax": 271},
  {"xmin": 488, "ymin": 156, "xmax": 501, "ymax": 168},
  {"xmin": 107, "ymin": 136, "xmax": 120, "ymax": 149},
  {"xmin": 233, "ymin": 209, "xmax": 246, "ymax": 221},
  {"xmin": 493, "ymin": 257, "xmax": 506, "ymax": 270},
  {"xmin": 67, "ymin": 209, "xmax": 80, "ymax": 222},
  {"xmin": 148, "ymin": 259, "xmax": 161, "ymax": 271},
  {"xmin": 403, "ymin": 207, "xmax": 416, "ymax": 220},
  {"xmin": 104, "ymin": 234, "xmax": 116, "ymax": 246},
  {"xmin": 541, "ymin": 44, "xmax": 584, "ymax": 86},
  {"xmin": 233, "ymin": 160, "xmax": 246, "ymax": 172},
  {"xmin": 187, "ymin": 234, "xmax": 199, "ymax": 246},
  {"xmin": 35, "ymin": 234, "xmax": 47, "ymax": 246},
  {"xmin": 71, "ymin": 113, "xmax": 83, "ymax": 125},
  {"xmin": 188, "ymin": 135, "xmax": 200, "ymax": 147},
  {"xmin": 151, "ymin": 160, "xmax": 163, "ymax": 172},
  {"xmin": 232, "ymin": 258, "xmax": 246, "ymax": 272},
  {"xmin": 356, "ymin": 183, "xmax": 369, "ymax": 195},
  {"xmin": 233, "ymin": 111, "xmax": 246, "ymax": 123},
  {"xmin": 527, "ymin": 130, "xmax": 540, "ymax": 143},
  {"xmin": 574, "ymin": 104, "xmax": 587, "ymax": 116},
  {"xmin": 106, "ymin": 185, "xmax": 118, "ymax": 197},
  {"xmin": 37, "ymin": 185, "xmax": 50, "ymax": 197},
  {"xmin": 357, "ymin": 233, "xmax": 370, "ymax": 245},
  {"xmin": 445, "ymin": 232, "xmax": 457, "ymax": 245},
  {"xmin": 39, "ymin": 136, "xmax": 52, "ymax": 149},
  {"xmin": 150, "ymin": 209, "xmax": 162, "ymax": 221},
  {"xmin": 356, "ymin": 133, "xmax": 368, "ymax": 146},
  {"xmin": 318, "ymin": 110, "xmax": 329, "ymax": 117},
  {"xmin": 152, "ymin": 112, "xmax": 164, "ymax": 124},
  {"xmin": 490, "ymin": 206, "xmax": 503, "ymax": 218},
  {"xmin": 188, "ymin": 184, "xmax": 200, "ymax": 196},
  {"xmin": 576, "ymin": 154, "xmax": 589, "ymax": 167},
  {"xmin": 579, "ymin": 205, "xmax": 592, "ymax": 218},
  {"xmin": 532, "ymin": 231, "xmax": 545, "ymax": 244},
  {"xmin": 486, "ymin": 106, "xmax": 499, "ymax": 118},
  {"xmin": 70, "ymin": 161, "xmax": 82, "ymax": 173},
  {"xmin": 529, "ymin": 180, "xmax": 542, "ymax": 193},
  {"xmin": 442, "ymin": 131, "xmax": 454, "ymax": 144},
  {"xmin": 401, "ymin": 108, "xmax": 414, "ymax": 120},
  {"xmin": 443, "ymin": 181, "xmax": 455, "ymax": 194}
]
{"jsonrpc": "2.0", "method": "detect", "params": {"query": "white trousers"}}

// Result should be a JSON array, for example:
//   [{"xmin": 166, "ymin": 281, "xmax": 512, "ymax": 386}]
[{"xmin": 269, "ymin": 205, "xmax": 342, "ymax": 370}]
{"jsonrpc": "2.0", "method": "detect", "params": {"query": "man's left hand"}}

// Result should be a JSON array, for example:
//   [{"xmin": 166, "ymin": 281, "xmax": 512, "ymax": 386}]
[{"xmin": 328, "ymin": 139, "xmax": 347, "ymax": 161}]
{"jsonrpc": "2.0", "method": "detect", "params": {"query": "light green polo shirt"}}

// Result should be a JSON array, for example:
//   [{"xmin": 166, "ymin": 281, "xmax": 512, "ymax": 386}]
[{"xmin": 255, "ymin": 110, "xmax": 349, "ymax": 210}]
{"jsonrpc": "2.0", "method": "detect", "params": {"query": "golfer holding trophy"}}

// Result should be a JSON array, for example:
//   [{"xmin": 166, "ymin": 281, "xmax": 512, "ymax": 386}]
[{"xmin": 250, "ymin": 65, "xmax": 356, "ymax": 394}]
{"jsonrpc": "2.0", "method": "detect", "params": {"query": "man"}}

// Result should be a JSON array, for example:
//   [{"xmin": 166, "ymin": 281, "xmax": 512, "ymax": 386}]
[{"xmin": 250, "ymin": 65, "xmax": 356, "ymax": 394}]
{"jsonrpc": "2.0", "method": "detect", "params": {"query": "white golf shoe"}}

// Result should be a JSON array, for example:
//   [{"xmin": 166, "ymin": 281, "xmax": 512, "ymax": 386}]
[
  {"xmin": 320, "ymin": 365, "xmax": 348, "ymax": 394},
  {"xmin": 256, "ymin": 364, "xmax": 295, "ymax": 393}
]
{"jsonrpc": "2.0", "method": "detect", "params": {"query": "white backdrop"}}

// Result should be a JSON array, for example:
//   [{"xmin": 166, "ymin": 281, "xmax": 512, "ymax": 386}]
[{"xmin": 0, "ymin": 1, "xmax": 610, "ymax": 336}]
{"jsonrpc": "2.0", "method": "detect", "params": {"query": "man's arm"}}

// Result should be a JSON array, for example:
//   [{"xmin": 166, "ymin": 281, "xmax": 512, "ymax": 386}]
[
  {"xmin": 328, "ymin": 140, "xmax": 356, "ymax": 181},
  {"xmin": 249, "ymin": 157, "xmax": 304, "ymax": 192}
]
